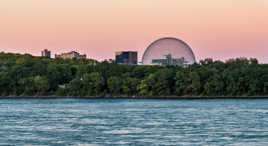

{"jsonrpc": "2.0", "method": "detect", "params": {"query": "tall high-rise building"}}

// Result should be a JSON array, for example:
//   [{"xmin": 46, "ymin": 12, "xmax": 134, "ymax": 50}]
[
  {"xmin": 41, "ymin": 49, "xmax": 51, "ymax": 58},
  {"xmin": 115, "ymin": 51, "xmax": 137, "ymax": 65}
]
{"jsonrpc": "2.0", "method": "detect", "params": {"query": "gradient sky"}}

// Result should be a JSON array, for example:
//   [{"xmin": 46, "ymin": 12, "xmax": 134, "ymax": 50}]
[{"xmin": 0, "ymin": 0, "xmax": 267, "ymax": 63}]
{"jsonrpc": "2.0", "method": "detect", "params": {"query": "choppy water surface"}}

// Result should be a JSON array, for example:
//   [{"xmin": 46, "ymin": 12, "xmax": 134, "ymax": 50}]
[{"xmin": 1, "ymin": 99, "xmax": 268, "ymax": 145}]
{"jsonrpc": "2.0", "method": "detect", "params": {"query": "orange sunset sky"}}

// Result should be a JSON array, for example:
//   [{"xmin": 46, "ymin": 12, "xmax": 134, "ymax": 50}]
[{"xmin": 0, "ymin": 0, "xmax": 267, "ymax": 63}]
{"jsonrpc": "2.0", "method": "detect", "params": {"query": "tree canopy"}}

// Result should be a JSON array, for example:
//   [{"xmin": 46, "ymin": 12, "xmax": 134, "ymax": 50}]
[{"xmin": 0, "ymin": 52, "xmax": 267, "ymax": 97}]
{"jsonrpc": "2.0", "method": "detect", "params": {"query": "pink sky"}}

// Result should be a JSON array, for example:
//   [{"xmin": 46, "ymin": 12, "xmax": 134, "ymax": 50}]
[{"xmin": 0, "ymin": 0, "xmax": 267, "ymax": 63}]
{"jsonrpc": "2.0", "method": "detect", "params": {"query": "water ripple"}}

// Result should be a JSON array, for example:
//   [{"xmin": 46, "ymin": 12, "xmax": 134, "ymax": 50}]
[{"xmin": 1, "ymin": 99, "xmax": 268, "ymax": 145}]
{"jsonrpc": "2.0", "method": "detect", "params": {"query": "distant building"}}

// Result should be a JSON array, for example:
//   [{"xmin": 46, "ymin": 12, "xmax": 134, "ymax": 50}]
[
  {"xmin": 115, "ymin": 51, "xmax": 137, "ymax": 65},
  {"xmin": 152, "ymin": 54, "xmax": 188, "ymax": 66},
  {"xmin": 55, "ymin": 51, "xmax": 86, "ymax": 59},
  {"xmin": 41, "ymin": 49, "xmax": 51, "ymax": 58},
  {"xmin": 142, "ymin": 37, "xmax": 196, "ymax": 66}
]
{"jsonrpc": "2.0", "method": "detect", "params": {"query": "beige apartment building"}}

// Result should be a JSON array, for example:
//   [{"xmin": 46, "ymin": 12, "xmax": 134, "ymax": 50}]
[{"xmin": 55, "ymin": 51, "xmax": 86, "ymax": 59}]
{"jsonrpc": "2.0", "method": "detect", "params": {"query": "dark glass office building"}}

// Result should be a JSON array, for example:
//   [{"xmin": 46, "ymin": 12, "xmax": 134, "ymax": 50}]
[{"xmin": 115, "ymin": 51, "xmax": 138, "ymax": 65}]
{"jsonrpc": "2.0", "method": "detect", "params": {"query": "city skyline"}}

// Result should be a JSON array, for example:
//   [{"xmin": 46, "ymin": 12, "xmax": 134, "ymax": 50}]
[{"xmin": 0, "ymin": 0, "xmax": 268, "ymax": 63}]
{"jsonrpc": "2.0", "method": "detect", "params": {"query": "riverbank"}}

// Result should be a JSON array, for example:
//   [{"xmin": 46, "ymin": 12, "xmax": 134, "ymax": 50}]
[{"xmin": 1, "ymin": 95, "xmax": 268, "ymax": 99}]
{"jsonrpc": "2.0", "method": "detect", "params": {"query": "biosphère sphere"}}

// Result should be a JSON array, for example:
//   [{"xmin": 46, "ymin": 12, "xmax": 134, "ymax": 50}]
[{"xmin": 142, "ymin": 37, "xmax": 196, "ymax": 65}]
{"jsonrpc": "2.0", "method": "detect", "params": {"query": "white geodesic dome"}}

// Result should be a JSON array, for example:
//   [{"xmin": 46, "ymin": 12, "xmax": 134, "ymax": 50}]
[{"xmin": 142, "ymin": 37, "xmax": 196, "ymax": 65}]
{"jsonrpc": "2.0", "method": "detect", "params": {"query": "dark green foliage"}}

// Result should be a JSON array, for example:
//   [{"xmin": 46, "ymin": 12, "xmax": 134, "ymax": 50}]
[
  {"xmin": 0, "ymin": 52, "xmax": 267, "ymax": 97},
  {"xmin": 81, "ymin": 72, "xmax": 105, "ymax": 96},
  {"xmin": 0, "ymin": 72, "xmax": 12, "ymax": 95},
  {"xmin": 107, "ymin": 76, "xmax": 122, "ymax": 95}
]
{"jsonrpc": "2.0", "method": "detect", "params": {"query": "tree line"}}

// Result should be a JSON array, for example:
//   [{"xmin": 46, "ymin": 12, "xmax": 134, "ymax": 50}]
[{"xmin": 0, "ymin": 52, "xmax": 267, "ymax": 97}]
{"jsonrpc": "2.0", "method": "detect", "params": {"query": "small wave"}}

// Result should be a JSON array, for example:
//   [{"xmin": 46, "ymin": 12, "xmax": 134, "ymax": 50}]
[
  {"xmin": 144, "ymin": 121, "xmax": 162, "ymax": 126},
  {"xmin": 103, "ymin": 128, "xmax": 145, "ymax": 134}
]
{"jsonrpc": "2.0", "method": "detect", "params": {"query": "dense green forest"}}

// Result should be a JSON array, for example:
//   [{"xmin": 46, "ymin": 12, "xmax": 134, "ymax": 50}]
[{"xmin": 0, "ymin": 52, "xmax": 267, "ymax": 97}]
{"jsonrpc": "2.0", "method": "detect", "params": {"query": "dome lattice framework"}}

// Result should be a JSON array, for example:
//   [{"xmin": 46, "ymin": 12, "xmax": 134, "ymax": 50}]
[{"xmin": 142, "ymin": 37, "xmax": 196, "ymax": 66}]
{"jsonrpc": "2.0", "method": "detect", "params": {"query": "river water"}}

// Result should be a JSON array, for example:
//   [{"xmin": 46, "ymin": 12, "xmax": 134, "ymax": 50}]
[{"xmin": 1, "ymin": 98, "xmax": 268, "ymax": 145}]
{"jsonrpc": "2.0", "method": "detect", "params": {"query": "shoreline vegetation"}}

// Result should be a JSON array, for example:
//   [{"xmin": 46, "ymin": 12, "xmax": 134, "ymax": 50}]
[
  {"xmin": 0, "ymin": 52, "xmax": 267, "ymax": 98},
  {"xmin": 0, "ymin": 95, "xmax": 268, "ymax": 99}
]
